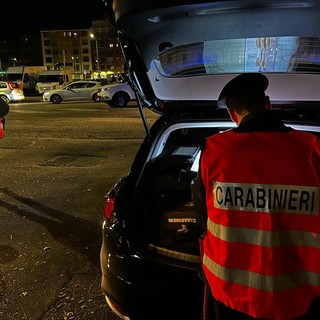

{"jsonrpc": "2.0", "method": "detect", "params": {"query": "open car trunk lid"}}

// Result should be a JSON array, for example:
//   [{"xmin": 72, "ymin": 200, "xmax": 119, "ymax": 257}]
[{"xmin": 105, "ymin": 0, "xmax": 320, "ymax": 119}]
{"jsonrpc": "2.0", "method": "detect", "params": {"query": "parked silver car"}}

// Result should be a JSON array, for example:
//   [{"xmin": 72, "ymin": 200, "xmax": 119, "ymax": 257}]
[
  {"xmin": 42, "ymin": 80, "xmax": 102, "ymax": 104},
  {"xmin": 0, "ymin": 81, "xmax": 25, "ymax": 103}
]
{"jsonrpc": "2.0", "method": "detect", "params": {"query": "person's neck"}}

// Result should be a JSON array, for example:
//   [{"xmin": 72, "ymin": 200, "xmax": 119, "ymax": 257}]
[{"xmin": 236, "ymin": 111, "xmax": 250, "ymax": 125}]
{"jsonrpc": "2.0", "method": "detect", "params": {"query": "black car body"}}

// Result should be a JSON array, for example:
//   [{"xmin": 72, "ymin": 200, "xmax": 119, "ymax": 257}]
[{"xmin": 100, "ymin": 1, "xmax": 320, "ymax": 319}]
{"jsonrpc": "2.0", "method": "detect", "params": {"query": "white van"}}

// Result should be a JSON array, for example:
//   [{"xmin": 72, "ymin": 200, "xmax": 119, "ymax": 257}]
[
  {"xmin": 2, "ymin": 66, "xmax": 44, "ymax": 93},
  {"xmin": 35, "ymin": 70, "xmax": 72, "ymax": 94}
]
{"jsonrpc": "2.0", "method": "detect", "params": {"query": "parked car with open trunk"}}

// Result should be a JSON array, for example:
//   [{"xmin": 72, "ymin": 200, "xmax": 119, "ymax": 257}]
[{"xmin": 99, "ymin": 1, "xmax": 320, "ymax": 319}]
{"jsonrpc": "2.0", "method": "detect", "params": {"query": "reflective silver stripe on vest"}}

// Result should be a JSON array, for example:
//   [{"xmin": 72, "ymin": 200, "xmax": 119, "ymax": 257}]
[
  {"xmin": 207, "ymin": 219, "xmax": 320, "ymax": 248},
  {"xmin": 203, "ymin": 253, "xmax": 320, "ymax": 292},
  {"xmin": 213, "ymin": 182, "xmax": 319, "ymax": 215}
]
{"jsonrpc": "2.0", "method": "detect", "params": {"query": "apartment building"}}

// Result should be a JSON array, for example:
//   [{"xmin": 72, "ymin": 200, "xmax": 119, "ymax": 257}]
[{"xmin": 40, "ymin": 20, "xmax": 125, "ymax": 81}]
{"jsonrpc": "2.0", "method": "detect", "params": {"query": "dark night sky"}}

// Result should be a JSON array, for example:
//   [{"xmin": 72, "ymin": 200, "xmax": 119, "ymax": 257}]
[
  {"xmin": 0, "ymin": 0, "xmax": 108, "ymax": 66},
  {"xmin": 0, "ymin": 0, "xmax": 107, "ymax": 39}
]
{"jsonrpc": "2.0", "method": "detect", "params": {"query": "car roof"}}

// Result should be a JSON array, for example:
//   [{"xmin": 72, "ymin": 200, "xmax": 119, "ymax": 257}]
[
  {"xmin": 105, "ymin": 0, "xmax": 320, "ymax": 116},
  {"xmin": 71, "ymin": 80, "xmax": 101, "ymax": 84}
]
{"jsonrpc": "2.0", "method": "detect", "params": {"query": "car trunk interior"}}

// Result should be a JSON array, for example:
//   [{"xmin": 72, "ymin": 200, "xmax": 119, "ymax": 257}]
[{"xmin": 130, "ymin": 124, "xmax": 231, "ymax": 263}]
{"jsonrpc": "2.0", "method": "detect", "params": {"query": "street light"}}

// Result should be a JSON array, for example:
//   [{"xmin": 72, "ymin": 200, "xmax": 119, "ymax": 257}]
[
  {"xmin": 71, "ymin": 56, "xmax": 76, "ymax": 78},
  {"xmin": 90, "ymin": 33, "xmax": 100, "ymax": 77}
]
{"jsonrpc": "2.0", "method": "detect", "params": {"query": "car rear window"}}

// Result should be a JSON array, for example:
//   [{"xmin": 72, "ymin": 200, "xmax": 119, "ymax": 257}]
[{"xmin": 155, "ymin": 36, "xmax": 320, "ymax": 76}]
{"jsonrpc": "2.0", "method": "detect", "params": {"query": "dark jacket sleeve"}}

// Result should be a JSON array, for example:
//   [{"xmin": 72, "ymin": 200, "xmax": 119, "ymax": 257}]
[
  {"xmin": 191, "ymin": 144, "xmax": 208, "ymax": 229},
  {"xmin": 0, "ymin": 99, "xmax": 10, "ymax": 118},
  {"xmin": 191, "ymin": 173, "xmax": 208, "ymax": 225}
]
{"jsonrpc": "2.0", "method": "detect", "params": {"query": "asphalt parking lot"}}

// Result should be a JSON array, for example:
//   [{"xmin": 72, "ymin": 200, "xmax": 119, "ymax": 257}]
[{"xmin": 0, "ymin": 100, "xmax": 158, "ymax": 320}]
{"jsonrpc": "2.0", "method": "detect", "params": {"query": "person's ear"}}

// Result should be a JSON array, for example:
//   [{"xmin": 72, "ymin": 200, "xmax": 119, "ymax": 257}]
[{"xmin": 227, "ymin": 108, "xmax": 239, "ymax": 125}]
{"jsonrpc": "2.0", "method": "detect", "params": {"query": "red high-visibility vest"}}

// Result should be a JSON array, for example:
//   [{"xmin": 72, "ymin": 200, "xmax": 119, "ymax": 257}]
[{"xmin": 200, "ymin": 129, "xmax": 320, "ymax": 320}]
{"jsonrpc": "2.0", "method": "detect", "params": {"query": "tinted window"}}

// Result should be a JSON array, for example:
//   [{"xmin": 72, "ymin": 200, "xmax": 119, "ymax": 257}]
[
  {"xmin": 2, "ymin": 73, "xmax": 23, "ymax": 81},
  {"xmin": 38, "ymin": 75, "xmax": 60, "ymax": 82}
]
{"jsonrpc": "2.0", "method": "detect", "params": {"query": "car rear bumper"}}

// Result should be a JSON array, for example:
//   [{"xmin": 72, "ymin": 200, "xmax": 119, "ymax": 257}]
[
  {"xmin": 11, "ymin": 95, "xmax": 25, "ymax": 102},
  {"xmin": 100, "ymin": 222, "xmax": 204, "ymax": 320}
]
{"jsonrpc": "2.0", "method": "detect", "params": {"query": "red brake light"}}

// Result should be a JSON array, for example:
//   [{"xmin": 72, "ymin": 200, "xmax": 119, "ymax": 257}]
[
  {"xmin": 7, "ymin": 82, "xmax": 14, "ymax": 90},
  {"xmin": 103, "ymin": 195, "xmax": 115, "ymax": 220}
]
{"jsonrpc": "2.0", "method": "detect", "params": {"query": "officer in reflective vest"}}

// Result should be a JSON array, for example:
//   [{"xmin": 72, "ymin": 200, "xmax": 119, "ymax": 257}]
[{"xmin": 192, "ymin": 73, "xmax": 320, "ymax": 320}]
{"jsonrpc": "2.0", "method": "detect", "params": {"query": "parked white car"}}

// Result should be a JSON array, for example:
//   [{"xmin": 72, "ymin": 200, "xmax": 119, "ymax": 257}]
[
  {"xmin": 0, "ymin": 81, "xmax": 25, "ymax": 103},
  {"xmin": 42, "ymin": 80, "xmax": 102, "ymax": 104},
  {"xmin": 96, "ymin": 81, "xmax": 136, "ymax": 107}
]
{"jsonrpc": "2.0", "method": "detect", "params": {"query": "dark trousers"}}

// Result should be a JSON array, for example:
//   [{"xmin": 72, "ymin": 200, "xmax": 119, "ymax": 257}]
[{"xmin": 201, "ymin": 271, "xmax": 320, "ymax": 320}]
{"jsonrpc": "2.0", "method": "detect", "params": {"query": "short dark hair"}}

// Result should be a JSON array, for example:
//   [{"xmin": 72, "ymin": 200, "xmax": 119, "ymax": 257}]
[{"xmin": 227, "ymin": 93, "xmax": 268, "ymax": 113}]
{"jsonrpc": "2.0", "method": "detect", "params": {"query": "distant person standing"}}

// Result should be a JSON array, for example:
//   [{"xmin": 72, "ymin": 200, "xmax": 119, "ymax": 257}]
[{"xmin": 0, "ymin": 98, "xmax": 10, "ymax": 138}]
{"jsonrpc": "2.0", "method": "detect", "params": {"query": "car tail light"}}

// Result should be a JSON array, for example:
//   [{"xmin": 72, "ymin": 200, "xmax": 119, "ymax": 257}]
[
  {"xmin": 7, "ymin": 82, "xmax": 14, "ymax": 90},
  {"xmin": 103, "ymin": 194, "xmax": 115, "ymax": 220}
]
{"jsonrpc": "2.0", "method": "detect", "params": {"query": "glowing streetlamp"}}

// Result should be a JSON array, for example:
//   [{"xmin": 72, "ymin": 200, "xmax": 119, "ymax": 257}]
[{"xmin": 90, "ymin": 33, "xmax": 100, "ymax": 77}]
